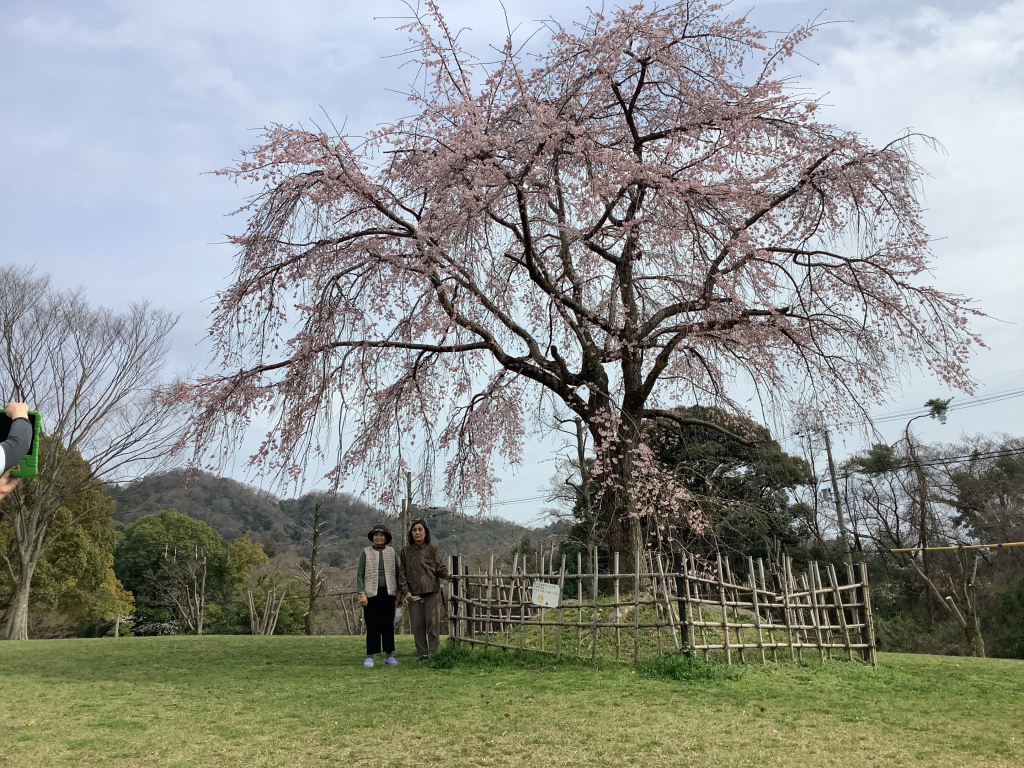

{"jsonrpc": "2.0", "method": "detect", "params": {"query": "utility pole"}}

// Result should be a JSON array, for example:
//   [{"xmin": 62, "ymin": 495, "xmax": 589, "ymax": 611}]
[
  {"xmin": 401, "ymin": 470, "xmax": 414, "ymax": 546},
  {"xmin": 822, "ymin": 429, "xmax": 854, "ymax": 570}
]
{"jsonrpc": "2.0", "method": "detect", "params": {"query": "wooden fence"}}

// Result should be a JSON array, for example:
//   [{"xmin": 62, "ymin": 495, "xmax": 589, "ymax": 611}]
[{"xmin": 446, "ymin": 549, "xmax": 876, "ymax": 666}]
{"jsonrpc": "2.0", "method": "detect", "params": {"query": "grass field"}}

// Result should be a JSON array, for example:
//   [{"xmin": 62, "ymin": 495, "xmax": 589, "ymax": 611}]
[{"xmin": 1, "ymin": 635, "xmax": 1021, "ymax": 767}]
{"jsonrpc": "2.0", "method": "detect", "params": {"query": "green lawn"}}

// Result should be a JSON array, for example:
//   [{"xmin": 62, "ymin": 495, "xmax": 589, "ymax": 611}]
[{"xmin": 0, "ymin": 635, "xmax": 1021, "ymax": 767}]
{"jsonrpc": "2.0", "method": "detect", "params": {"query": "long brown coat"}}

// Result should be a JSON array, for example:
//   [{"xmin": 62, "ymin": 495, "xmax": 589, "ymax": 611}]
[{"xmin": 400, "ymin": 541, "xmax": 449, "ymax": 595}]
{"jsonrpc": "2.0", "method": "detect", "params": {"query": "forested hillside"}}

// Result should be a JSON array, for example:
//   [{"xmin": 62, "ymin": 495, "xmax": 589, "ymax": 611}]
[{"xmin": 105, "ymin": 469, "xmax": 555, "ymax": 565}]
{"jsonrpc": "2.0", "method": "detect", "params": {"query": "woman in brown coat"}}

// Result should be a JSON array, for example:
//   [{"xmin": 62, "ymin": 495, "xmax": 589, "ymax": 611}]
[{"xmin": 400, "ymin": 519, "xmax": 449, "ymax": 659}]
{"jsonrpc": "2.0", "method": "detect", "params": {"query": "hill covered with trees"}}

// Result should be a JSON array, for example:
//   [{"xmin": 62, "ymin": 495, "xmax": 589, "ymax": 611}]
[{"xmin": 105, "ymin": 469, "xmax": 556, "ymax": 567}]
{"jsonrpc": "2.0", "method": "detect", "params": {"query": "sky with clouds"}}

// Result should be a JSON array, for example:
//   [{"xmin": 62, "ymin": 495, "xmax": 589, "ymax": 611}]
[{"xmin": 2, "ymin": 0, "xmax": 1022, "ymax": 522}]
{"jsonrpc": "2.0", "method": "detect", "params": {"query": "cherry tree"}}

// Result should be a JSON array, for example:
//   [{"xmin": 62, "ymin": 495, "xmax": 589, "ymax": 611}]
[{"xmin": 180, "ymin": 1, "xmax": 979, "ymax": 556}]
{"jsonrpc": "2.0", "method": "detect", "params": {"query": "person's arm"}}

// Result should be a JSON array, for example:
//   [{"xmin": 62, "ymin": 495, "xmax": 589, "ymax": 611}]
[
  {"xmin": 398, "ymin": 547, "xmax": 410, "ymax": 595},
  {"xmin": 1, "ymin": 402, "xmax": 32, "ymax": 474},
  {"xmin": 356, "ymin": 549, "xmax": 367, "ymax": 606},
  {"xmin": 394, "ymin": 548, "xmax": 405, "ymax": 606},
  {"xmin": 433, "ymin": 544, "xmax": 450, "ymax": 580}
]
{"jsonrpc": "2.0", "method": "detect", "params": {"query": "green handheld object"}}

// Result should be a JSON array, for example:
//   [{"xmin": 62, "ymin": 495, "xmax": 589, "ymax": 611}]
[{"xmin": 0, "ymin": 410, "xmax": 41, "ymax": 479}]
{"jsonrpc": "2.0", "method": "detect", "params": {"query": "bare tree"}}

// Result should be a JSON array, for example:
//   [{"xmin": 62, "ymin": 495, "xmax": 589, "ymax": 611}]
[
  {"xmin": 297, "ymin": 499, "xmax": 328, "ymax": 635},
  {"xmin": 151, "ymin": 547, "xmax": 208, "ymax": 635},
  {"xmin": 248, "ymin": 587, "xmax": 286, "ymax": 635},
  {"xmin": 0, "ymin": 265, "xmax": 178, "ymax": 639}
]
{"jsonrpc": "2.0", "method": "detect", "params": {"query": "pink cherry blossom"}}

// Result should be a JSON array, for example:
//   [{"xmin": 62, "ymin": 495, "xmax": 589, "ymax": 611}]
[{"xmin": 175, "ymin": 1, "xmax": 980, "ymax": 553}]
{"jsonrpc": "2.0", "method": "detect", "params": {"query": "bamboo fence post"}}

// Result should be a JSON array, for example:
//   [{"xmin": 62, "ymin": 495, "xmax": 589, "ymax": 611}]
[
  {"xmin": 858, "ymin": 562, "xmax": 877, "ymax": 666},
  {"xmin": 781, "ymin": 558, "xmax": 796, "ymax": 663},
  {"xmin": 613, "ymin": 552, "xmax": 621, "ymax": 661},
  {"xmin": 827, "ymin": 564, "xmax": 853, "ymax": 661},
  {"xmin": 802, "ymin": 573, "xmax": 826, "ymax": 662},
  {"xmin": 468, "ymin": 566, "xmax": 475, "ymax": 642},
  {"xmin": 576, "ymin": 551, "xmax": 583, "ymax": 657},
  {"xmin": 556, "ymin": 554, "xmax": 567, "ymax": 657},
  {"xmin": 591, "ymin": 546, "xmax": 600, "ymax": 661},
  {"xmin": 672, "ymin": 552, "xmax": 689, "ymax": 655},
  {"xmin": 633, "ymin": 548, "xmax": 641, "ymax": 664},
  {"xmin": 812, "ymin": 562, "xmax": 835, "ymax": 657},
  {"xmin": 499, "ymin": 570, "xmax": 510, "ymax": 646},
  {"xmin": 447, "ymin": 556, "xmax": 455, "ymax": 641},
  {"xmin": 748, "ymin": 556, "xmax": 766, "ymax": 664},
  {"xmin": 647, "ymin": 552, "xmax": 663, "ymax": 657},
  {"xmin": 757, "ymin": 559, "xmax": 778, "ymax": 662},
  {"xmin": 692, "ymin": 553, "xmax": 710, "ymax": 661},
  {"xmin": 716, "ymin": 553, "xmax": 731, "ymax": 664},
  {"xmin": 722, "ymin": 557, "xmax": 744, "ymax": 664},
  {"xmin": 847, "ymin": 562, "xmax": 862, "ymax": 635},
  {"xmin": 484, "ymin": 555, "xmax": 495, "ymax": 649},
  {"xmin": 656, "ymin": 553, "xmax": 681, "ymax": 653},
  {"xmin": 508, "ymin": 553, "xmax": 520, "ymax": 648},
  {"xmin": 785, "ymin": 557, "xmax": 804, "ymax": 662},
  {"xmin": 538, "ymin": 549, "xmax": 547, "ymax": 654},
  {"xmin": 517, "ymin": 557, "xmax": 527, "ymax": 652}
]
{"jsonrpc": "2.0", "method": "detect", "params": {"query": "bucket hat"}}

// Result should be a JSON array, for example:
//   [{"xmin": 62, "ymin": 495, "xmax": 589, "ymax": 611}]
[{"xmin": 367, "ymin": 524, "xmax": 392, "ymax": 545}]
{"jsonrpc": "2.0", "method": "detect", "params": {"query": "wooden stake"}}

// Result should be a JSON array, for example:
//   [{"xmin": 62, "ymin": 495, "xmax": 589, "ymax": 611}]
[
  {"xmin": 859, "ymin": 561, "xmax": 878, "ymax": 666},
  {"xmin": 556, "ymin": 554, "xmax": 566, "ymax": 657},
  {"xmin": 748, "ymin": 556, "xmax": 766, "ymax": 664},
  {"xmin": 484, "ymin": 555, "xmax": 494, "ymax": 649},
  {"xmin": 633, "ymin": 548, "xmax": 641, "ymax": 664},
  {"xmin": 722, "ymin": 557, "xmax": 744, "ymax": 664},
  {"xmin": 613, "ymin": 552, "xmax": 621, "ymax": 661},
  {"xmin": 540, "ymin": 548, "xmax": 548, "ymax": 651},
  {"xmin": 656, "ymin": 553, "xmax": 681, "ymax": 653},
  {"xmin": 592, "ymin": 546, "xmax": 600, "ymax": 661},
  {"xmin": 757, "ymin": 558, "xmax": 778, "ymax": 662},
  {"xmin": 518, "ymin": 557, "xmax": 526, "ymax": 652},
  {"xmin": 827, "ymin": 563, "xmax": 853, "ymax": 661},
  {"xmin": 781, "ymin": 558, "xmax": 796, "ymax": 663},
  {"xmin": 716, "ymin": 553, "xmax": 731, "ymax": 665},
  {"xmin": 576, "ymin": 551, "xmax": 583, "ymax": 658},
  {"xmin": 803, "ymin": 572, "xmax": 826, "ymax": 662}
]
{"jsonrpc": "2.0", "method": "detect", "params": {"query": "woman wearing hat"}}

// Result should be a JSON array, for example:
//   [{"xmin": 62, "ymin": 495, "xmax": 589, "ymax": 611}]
[{"xmin": 356, "ymin": 524, "xmax": 404, "ymax": 667}]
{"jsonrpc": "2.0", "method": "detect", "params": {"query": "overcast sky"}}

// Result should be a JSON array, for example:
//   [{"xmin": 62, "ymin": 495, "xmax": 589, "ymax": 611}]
[{"xmin": 2, "ymin": 0, "xmax": 1022, "ymax": 522}]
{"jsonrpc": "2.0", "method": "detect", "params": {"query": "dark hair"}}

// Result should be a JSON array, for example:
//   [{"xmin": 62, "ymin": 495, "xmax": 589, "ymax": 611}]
[{"xmin": 409, "ymin": 518, "xmax": 431, "ymax": 544}]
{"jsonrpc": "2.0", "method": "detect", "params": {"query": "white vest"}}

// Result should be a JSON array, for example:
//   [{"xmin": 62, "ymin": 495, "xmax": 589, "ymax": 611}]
[{"xmin": 363, "ymin": 545, "xmax": 398, "ymax": 596}]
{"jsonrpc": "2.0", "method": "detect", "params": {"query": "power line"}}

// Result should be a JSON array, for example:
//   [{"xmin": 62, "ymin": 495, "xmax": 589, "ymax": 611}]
[
  {"xmin": 890, "ymin": 541, "xmax": 1024, "ymax": 553},
  {"xmin": 869, "ymin": 386, "xmax": 1024, "ymax": 425},
  {"xmin": 852, "ymin": 445, "xmax": 1024, "ymax": 474},
  {"xmin": 491, "ymin": 493, "xmax": 549, "ymax": 506}
]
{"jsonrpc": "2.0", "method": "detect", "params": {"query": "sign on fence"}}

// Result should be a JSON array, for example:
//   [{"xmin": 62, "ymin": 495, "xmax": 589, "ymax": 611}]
[{"xmin": 531, "ymin": 580, "xmax": 561, "ymax": 608}]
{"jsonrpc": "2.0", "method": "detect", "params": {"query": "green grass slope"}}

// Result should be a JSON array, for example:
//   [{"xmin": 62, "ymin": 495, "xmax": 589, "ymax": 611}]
[{"xmin": 1, "ymin": 636, "xmax": 1021, "ymax": 767}]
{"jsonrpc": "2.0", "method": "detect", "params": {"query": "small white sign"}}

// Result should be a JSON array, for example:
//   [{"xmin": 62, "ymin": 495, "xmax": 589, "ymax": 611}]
[{"xmin": 531, "ymin": 580, "xmax": 561, "ymax": 608}]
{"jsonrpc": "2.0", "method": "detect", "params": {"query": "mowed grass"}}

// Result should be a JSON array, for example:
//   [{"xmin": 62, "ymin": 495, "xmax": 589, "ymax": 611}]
[{"xmin": 0, "ymin": 635, "xmax": 1021, "ymax": 767}]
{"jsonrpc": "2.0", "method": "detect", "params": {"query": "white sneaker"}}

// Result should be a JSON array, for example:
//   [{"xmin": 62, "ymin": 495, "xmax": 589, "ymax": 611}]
[{"xmin": 364, "ymin": 656, "xmax": 374, "ymax": 667}]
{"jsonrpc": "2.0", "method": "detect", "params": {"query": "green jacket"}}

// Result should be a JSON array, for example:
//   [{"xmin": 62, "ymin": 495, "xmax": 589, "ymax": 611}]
[{"xmin": 400, "ymin": 541, "xmax": 449, "ymax": 595}]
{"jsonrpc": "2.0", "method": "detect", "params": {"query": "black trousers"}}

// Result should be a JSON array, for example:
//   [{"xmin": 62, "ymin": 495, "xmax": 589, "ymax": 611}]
[{"xmin": 363, "ymin": 585, "xmax": 396, "ymax": 655}]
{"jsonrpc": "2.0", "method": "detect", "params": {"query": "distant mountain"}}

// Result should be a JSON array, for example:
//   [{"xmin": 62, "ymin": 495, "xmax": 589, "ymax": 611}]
[
  {"xmin": 106, "ymin": 470, "xmax": 299, "ymax": 545},
  {"xmin": 105, "ymin": 470, "xmax": 562, "ymax": 566}
]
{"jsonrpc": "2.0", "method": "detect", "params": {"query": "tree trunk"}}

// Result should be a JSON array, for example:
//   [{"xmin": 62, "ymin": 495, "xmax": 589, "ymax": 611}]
[
  {"xmin": 2, "ymin": 558, "xmax": 36, "ymax": 640},
  {"xmin": 965, "ymin": 625, "xmax": 985, "ymax": 658}
]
